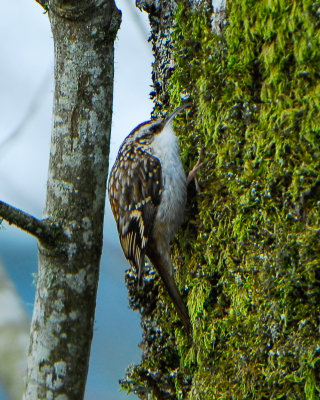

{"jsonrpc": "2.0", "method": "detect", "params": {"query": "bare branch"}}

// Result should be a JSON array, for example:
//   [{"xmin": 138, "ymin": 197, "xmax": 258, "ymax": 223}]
[
  {"xmin": 126, "ymin": 0, "xmax": 150, "ymax": 43},
  {"xmin": 0, "ymin": 200, "xmax": 59, "ymax": 245},
  {"xmin": 0, "ymin": 69, "xmax": 52, "ymax": 158},
  {"xmin": 34, "ymin": 0, "xmax": 48, "ymax": 10}
]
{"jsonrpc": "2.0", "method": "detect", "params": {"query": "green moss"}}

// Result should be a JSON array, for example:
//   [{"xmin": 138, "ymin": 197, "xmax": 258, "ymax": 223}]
[{"xmin": 122, "ymin": 0, "xmax": 320, "ymax": 398}]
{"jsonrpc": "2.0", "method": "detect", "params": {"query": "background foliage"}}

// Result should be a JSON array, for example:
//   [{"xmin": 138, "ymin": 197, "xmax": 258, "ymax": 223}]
[{"xmin": 121, "ymin": 1, "xmax": 320, "ymax": 398}]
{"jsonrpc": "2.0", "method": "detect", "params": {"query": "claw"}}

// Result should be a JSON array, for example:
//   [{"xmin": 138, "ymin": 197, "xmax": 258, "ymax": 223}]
[{"xmin": 187, "ymin": 148, "xmax": 204, "ymax": 192}]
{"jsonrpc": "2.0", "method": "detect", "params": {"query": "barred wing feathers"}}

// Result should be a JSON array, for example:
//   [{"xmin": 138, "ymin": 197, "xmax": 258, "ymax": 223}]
[{"xmin": 108, "ymin": 145, "xmax": 162, "ymax": 283}]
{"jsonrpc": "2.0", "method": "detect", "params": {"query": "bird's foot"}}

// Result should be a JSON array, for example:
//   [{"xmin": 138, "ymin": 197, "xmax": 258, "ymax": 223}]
[{"xmin": 187, "ymin": 148, "xmax": 204, "ymax": 192}]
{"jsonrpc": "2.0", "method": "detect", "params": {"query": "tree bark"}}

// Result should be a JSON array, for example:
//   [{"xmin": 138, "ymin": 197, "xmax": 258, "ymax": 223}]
[
  {"xmin": 122, "ymin": 0, "xmax": 320, "ymax": 399},
  {"xmin": 211, "ymin": 0, "xmax": 226, "ymax": 33},
  {"xmin": 23, "ymin": 1, "xmax": 121, "ymax": 398}
]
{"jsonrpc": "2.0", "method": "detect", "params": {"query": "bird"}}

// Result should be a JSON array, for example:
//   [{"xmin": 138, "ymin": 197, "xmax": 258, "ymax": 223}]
[{"xmin": 108, "ymin": 104, "xmax": 192, "ymax": 333}]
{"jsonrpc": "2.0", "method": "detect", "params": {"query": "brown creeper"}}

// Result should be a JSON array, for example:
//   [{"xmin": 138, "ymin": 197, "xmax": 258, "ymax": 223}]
[{"xmin": 108, "ymin": 104, "xmax": 191, "ymax": 333}]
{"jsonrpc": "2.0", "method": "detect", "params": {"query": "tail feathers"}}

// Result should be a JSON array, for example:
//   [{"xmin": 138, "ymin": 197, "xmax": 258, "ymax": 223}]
[
  {"xmin": 137, "ymin": 254, "xmax": 145, "ymax": 288},
  {"xmin": 147, "ymin": 245, "xmax": 192, "ymax": 334},
  {"xmin": 159, "ymin": 269, "xmax": 192, "ymax": 334}
]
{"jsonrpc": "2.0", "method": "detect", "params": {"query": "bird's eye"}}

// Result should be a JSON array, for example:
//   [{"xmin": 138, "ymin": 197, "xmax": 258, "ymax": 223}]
[{"xmin": 149, "ymin": 122, "xmax": 162, "ymax": 134}]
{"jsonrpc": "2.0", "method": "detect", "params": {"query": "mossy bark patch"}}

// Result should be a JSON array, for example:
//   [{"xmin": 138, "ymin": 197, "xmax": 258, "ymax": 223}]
[{"xmin": 122, "ymin": 1, "xmax": 320, "ymax": 399}]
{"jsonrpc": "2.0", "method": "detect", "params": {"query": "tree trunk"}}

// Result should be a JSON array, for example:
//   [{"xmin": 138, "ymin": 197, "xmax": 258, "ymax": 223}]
[
  {"xmin": 22, "ymin": 1, "xmax": 121, "ymax": 398},
  {"xmin": 121, "ymin": 1, "xmax": 320, "ymax": 399}
]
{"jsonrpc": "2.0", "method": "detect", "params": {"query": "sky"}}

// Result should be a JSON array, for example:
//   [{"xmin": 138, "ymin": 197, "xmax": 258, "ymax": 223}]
[{"xmin": 0, "ymin": 0, "xmax": 154, "ymax": 398}]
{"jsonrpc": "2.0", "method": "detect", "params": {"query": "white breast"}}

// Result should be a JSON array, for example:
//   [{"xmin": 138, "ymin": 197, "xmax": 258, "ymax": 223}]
[{"xmin": 151, "ymin": 121, "xmax": 187, "ymax": 242}]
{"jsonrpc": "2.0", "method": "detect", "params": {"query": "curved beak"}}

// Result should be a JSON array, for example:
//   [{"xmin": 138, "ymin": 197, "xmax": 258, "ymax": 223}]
[{"xmin": 163, "ymin": 103, "xmax": 191, "ymax": 126}]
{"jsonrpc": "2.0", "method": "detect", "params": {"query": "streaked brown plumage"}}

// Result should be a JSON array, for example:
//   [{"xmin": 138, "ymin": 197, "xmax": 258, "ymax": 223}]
[{"xmin": 108, "ymin": 104, "xmax": 191, "ymax": 333}]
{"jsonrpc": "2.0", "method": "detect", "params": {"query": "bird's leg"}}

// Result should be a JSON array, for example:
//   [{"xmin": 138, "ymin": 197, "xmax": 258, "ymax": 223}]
[{"xmin": 187, "ymin": 148, "xmax": 204, "ymax": 192}]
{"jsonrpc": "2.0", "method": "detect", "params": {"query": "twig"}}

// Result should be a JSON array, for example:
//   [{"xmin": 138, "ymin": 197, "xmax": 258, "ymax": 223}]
[
  {"xmin": 126, "ymin": 0, "xmax": 151, "ymax": 44},
  {"xmin": 34, "ymin": 0, "xmax": 48, "ymax": 9},
  {"xmin": 0, "ymin": 68, "xmax": 52, "ymax": 158},
  {"xmin": 0, "ymin": 200, "xmax": 59, "ymax": 245}
]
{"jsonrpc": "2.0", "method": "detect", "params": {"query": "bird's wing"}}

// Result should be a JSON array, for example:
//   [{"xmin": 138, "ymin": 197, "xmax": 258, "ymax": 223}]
[{"xmin": 108, "ymin": 145, "xmax": 162, "ymax": 282}]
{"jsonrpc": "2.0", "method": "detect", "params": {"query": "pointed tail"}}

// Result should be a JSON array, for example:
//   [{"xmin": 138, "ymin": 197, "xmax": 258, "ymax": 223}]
[{"xmin": 147, "ymin": 245, "xmax": 192, "ymax": 334}]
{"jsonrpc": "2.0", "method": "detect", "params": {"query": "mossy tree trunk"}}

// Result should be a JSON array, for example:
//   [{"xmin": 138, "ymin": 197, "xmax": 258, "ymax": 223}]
[{"xmin": 122, "ymin": 1, "xmax": 320, "ymax": 399}]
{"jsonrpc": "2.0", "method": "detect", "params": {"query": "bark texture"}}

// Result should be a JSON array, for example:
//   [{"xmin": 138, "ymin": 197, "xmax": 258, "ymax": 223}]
[
  {"xmin": 122, "ymin": 0, "xmax": 320, "ymax": 399},
  {"xmin": 23, "ymin": 1, "xmax": 121, "ymax": 399}
]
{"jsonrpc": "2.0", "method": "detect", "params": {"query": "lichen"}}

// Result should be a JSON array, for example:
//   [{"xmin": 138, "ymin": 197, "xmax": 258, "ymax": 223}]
[{"xmin": 122, "ymin": 0, "xmax": 320, "ymax": 399}]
